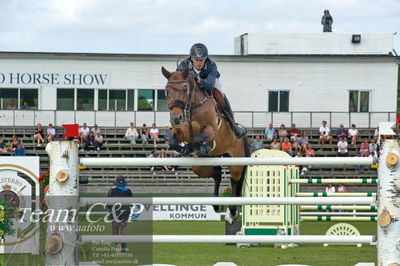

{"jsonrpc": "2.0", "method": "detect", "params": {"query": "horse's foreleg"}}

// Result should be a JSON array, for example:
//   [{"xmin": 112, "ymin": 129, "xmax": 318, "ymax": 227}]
[
  {"xmin": 169, "ymin": 132, "xmax": 194, "ymax": 156},
  {"xmin": 228, "ymin": 166, "xmax": 245, "ymax": 218},
  {"xmin": 192, "ymin": 165, "xmax": 222, "ymax": 212},
  {"xmin": 193, "ymin": 126, "xmax": 216, "ymax": 157}
]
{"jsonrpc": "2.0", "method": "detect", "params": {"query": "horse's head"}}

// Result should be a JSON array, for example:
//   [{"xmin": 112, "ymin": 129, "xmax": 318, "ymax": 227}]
[{"xmin": 161, "ymin": 66, "xmax": 193, "ymax": 127}]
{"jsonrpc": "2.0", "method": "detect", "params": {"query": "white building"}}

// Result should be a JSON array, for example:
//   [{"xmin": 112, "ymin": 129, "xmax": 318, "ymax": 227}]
[{"xmin": 0, "ymin": 33, "xmax": 398, "ymax": 128}]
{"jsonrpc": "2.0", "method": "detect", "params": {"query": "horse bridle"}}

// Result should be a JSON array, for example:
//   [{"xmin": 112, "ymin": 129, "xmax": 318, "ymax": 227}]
[{"xmin": 165, "ymin": 78, "xmax": 209, "ymax": 127}]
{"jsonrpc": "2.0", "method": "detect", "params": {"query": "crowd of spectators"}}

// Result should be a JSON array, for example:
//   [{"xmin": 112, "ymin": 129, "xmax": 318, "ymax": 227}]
[{"xmin": 0, "ymin": 135, "xmax": 25, "ymax": 156}]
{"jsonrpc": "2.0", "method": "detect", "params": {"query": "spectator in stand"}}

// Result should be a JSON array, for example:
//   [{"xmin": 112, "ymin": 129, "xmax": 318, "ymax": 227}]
[
  {"xmin": 281, "ymin": 137, "xmax": 293, "ymax": 156},
  {"xmin": 359, "ymin": 138, "xmax": 370, "ymax": 157},
  {"xmin": 251, "ymin": 135, "xmax": 264, "ymax": 153},
  {"xmin": 158, "ymin": 149, "xmax": 171, "ymax": 171},
  {"xmin": 46, "ymin": 124, "xmax": 56, "ymax": 142},
  {"xmin": 79, "ymin": 123, "xmax": 90, "ymax": 147},
  {"xmin": 263, "ymin": 123, "xmax": 276, "ymax": 141},
  {"xmin": 348, "ymin": 124, "xmax": 359, "ymax": 147},
  {"xmin": 289, "ymin": 123, "xmax": 300, "ymax": 142},
  {"xmin": 91, "ymin": 124, "xmax": 101, "ymax": 135},
  {"xmin": 336, "ymin": 124, "xmax": 347, "ymax": 140},
  {"xmin": 125, "ymin": 122, "xmax": 138, "ymax": 144},
  {"xmin": 299, "ymin": 131, "xmax": 309, "ymax": 151},
  {"xmin": 150, "ymin": 123, "xmax": 159, "ymax": 145},
  {"xmin": 278, "ymin": 124, "xmax": 288, "ymax": 142},
  {"xmin": 140, "ymin": 124, "xmax": 150, "ymax": 144},
  {"xmin": 337, "ymin": 183, "xmax": 348, "ymax": 193},
  {"xmin": 20, "ymin": 100, "xmax": 30, "ymax": 110},
  {"xmin": 13, "ymin": 143, "xmax": 25, "ymax": 156},
  {"xmin": 170, "ymin": 151, "xmax": 181, "ymax": 172},
  {"xmin": 84, "ymin": 131, "xmax": 95, "ymax": 152},
  {"xmin": 0, "ymin": 138, "xmax": 7, "ymax": 153},
  {"xmin": 337, "ymin": 136, "xmax": 348, "ymax": 157},
  {"xmin": 270, "ymin": 137, "xmax": 281, "ymax": 150},
  {"xmin": 6, "ymin": 99, "xmax": 17, "ymax": 110},
  {"xmin": 319, "ymin": 120, "xmax": 332, "ymax": 146},
  {"xmin": 94, "ymin": 132, "xmax": 104, "ymax": 151},
  {"xmin": 7, "ymin": 135, "xmax": 20, "ymax": 152},
  {"xmin": 34, "ymin": 123, "xmax": 44, "ymax": 146},
  {"xmin": 325, "ymin": 183, "xmax": 336, "ymax": 193},
  {"xmin": 292, "ymin": 134, "xmax": 301, "ymax": 154},
  {"xmin": 148, "ymin": 150, "xmax": 157, "ymax": 171},
  {"xmin": 304, "ymin": 143, "xmax": 315, "ymax": 157},
  {"xmin": 369, "ymin": 139, "xmax": 378, "ymax": 157}
]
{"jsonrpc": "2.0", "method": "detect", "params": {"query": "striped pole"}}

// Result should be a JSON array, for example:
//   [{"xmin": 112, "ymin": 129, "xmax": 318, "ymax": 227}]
[
  {"xmin": 300, "ymin": 205, "xmax": 377, "ymax": 211},
  {"xmin": 301, "ymin": 216, "xmax": 377, "ymax": 222},
  {"xmin": 290, "ymin": 178, "xmax": 377, "ymax": 184},
  {"xmin": 296, "ymin": 192, "xmax": 376, "ymax": 197}
]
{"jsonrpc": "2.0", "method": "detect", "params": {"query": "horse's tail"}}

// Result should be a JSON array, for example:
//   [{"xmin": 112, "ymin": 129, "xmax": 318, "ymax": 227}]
[{"xmin": 237, "ymin": 136, "xmax": 252, "ymax": 197}]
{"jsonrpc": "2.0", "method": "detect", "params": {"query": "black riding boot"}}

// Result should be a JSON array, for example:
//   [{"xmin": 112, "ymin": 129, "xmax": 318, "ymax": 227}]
[{"xmin": 224, "ymin": 96, "xmax": 247, "ymax": 138}]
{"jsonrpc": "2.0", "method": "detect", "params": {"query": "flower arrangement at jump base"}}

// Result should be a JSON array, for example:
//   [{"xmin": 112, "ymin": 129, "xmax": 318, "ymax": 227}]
[
  {"xmin": 222, "ymin": 187, "xmax": 232, "ymax": 197},
  {"xmin": 39, "ymin": 169, "xmax": 50, "ymax": 210},
  {"xmin": 0, "ymin": 200, "xmax": 15, "ymax": 242}
]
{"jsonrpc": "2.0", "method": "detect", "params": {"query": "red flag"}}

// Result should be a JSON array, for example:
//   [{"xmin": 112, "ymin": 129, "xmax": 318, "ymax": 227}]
[{"xmin": 62, "ymin": 124, "xmax": 79, "ymax": 138}]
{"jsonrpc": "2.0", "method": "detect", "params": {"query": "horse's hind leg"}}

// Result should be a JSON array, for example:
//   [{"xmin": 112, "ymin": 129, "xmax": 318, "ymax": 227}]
[
  {"xmin": 228, "ymin": 165, "xmax": 245, "ymax": 218},
  {"xmin": 192, "ymin": 165, "xmax": 222, "ymax": 212}
]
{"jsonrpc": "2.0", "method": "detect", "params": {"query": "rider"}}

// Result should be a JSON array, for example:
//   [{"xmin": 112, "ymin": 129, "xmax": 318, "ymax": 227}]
[{"xmin": 177, "ymin": 43, "xmax": 246, "ymax": 139}]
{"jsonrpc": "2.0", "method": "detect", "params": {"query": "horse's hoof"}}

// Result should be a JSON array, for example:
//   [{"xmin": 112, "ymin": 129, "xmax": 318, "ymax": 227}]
[
  {"xmin": 213, "ymin": 205, "xmax": 223, "ymax": 213},
  {"xmin": 230, "ymin": 209, "xmax": 240, "ymax": 220}
]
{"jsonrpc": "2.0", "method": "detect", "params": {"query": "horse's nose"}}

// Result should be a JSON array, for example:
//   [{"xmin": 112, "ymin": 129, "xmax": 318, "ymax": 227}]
[{"xmin": 172, "ymin": 114, "xmax": 183, "ymax": 126}]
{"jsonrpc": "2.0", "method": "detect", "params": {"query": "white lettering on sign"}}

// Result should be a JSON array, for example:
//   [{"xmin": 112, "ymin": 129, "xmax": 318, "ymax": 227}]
[{"xmin": 0, "ymin": 72, "xmax": 110, "ymax": 87}]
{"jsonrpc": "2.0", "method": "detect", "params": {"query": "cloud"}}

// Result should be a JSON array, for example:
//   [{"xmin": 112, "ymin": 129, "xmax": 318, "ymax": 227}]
[{"xmin": 0, "ymin": 0, "xmax": 398, "ymax": 54}]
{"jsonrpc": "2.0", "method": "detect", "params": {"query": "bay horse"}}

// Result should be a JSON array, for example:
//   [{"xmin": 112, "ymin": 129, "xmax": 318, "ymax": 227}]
[{"xmin": 161, "ymin": 66, "xmax": 251, "ymax": 218}]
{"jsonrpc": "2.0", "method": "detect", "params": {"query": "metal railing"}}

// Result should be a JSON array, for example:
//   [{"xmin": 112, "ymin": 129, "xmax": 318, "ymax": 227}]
[{"xmin": 0, "ymin": 109, "xmax": 396, "ymax": 128}]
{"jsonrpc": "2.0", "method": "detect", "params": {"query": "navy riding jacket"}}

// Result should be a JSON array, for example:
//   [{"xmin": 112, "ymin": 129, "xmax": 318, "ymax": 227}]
[{"xmin": 177, "ymin": 57, "xmax": 220, "ymax": 94}]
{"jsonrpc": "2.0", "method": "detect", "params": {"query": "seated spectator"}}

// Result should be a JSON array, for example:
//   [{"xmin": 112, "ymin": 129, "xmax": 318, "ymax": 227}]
[
  {"xmin": 359, "ymin": 138, "xmax": 370, "ymax": 157},
  {"xmin": 337, "ymin": 137, "xmax": 348, "ymax": 157},
  {"xmin": 369, "ymin": 139, "xmax": 378, "ymax": 157},
  {"xmin": 150, "ymin": 123, "xmax": 159, "ymax": 145},
  {"xmin": 337, "ymin": 183, "xmax": 348, "ymax": 193},
  {"xmin": 325, "ymin": 183, "xmax": 336, "ymax": 193},
  {"xmin": 125, "ymin": 122, "xmax": 138, "ymax": 144},
  {"xmin": 0, "ymin": 138, "xmax": 7, "ymax": 153},
  {"xmin": 84, "ymin": 131, "xmax": 95, "ymax": 152},
  {"xmin": 263, "ymin": 123, "xmax": 276, "ymax": 141},
  {"xmin": 270, "ymin": 137, "xmax": 280, "ymax": 150},
  {"xmin": 319, "ymin": 120, "xmax": 332, "ymax": 146},
  {"xmin": 20, "ymin": 100, "xmax": 31, "ymax": 110},
  {"xmin": 34, "ymin": 123, "xmax": 44, "ymax": 146},
  {"xmin": 46, "ymin": 124, "xmax": 56, "ymax": 142},
  {"xmin": 140, "ymin": 124, "xmax": 150, "ymax": 144},
  {"xmin": 158, "ymin": 149, "xmax": 171, "ymax": 171},
  {"xmin": 281, "ymin": 138, "xmax": 293, "ymax": 156},
  {"xmin": 292, "ymin": 134, "xmax": 301, "ymax": 154},
  {"xmin": 336, "ymin": 124, "xmax": 347, "ymax": 140},
  {"xmin": 94, "ymin": 132, "xmax": 104, "ymax": 151},
  {"xmin": 289, "ymin": 123, "xmax": 299, "ymax": 142},
  {"xmin": 6, "ymin": 99, "xmax": 17, "ymax": 110},
  {"xmin": 170, "ymin": 151, "xmax": 181, "ymax": 172},
  {"xmin": 299, "ymin": 131, "xmax": 309, "ymax": 151},
  {"xmin": 13, "ymin": 143, "xmax": 25, "ymax": 156},
  {"xmin": 79, "ymin": 123, "xmax": 90, "ymax": 147},
  {"xmin": 147, "ymin": 150, "xmax": 157, "ymax": 171},
  {"xmin": 251, "ymin": 135, "xmax": 264, "ymax": 153},
  {"xmin": 304, "ymin": 143, "xmax": 315, "ymax": 157},
  {"xmin": 348, "ymin": 124, "xmax": 359, "ymax": 146},
  {"xmin": 278, "ymin": 124, "xmax": 288, "ymax": 142},
  {"xmin": 8, "ymin": 135, "xmax": 20, "ymax": 152},
  {"xmin": 91, "ymin": 124, "xmax": 101, "ymax": 135}
]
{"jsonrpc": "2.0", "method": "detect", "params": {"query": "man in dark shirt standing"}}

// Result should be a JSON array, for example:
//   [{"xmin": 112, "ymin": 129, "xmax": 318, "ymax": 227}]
[{"xmin": 108, "ymin": 176, "xmax": 133, "ymax": 253}]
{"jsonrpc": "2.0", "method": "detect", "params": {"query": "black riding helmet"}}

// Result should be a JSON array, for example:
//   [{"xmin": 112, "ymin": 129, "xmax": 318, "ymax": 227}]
[{"xmin": 190, "ymin": 43, "xmax": 208, "ymax": 60}]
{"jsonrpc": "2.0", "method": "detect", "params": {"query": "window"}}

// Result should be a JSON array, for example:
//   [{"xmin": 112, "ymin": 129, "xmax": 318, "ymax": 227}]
[
  {"xmin": 98, "ymin": 89, "xmax": 107, "ymax": 111},
  {"xmin": 20, "ymin": 89, "xmax": 38, "ymax": 110},
  {"xmin": 109, "ymin": 90, "xmax": 126, "ymax": 111},
  {"xmin": 0, "ymin": 89, "xmax": 18, "ymax": 110},
  {"xmin": 57, "ymin": 89, "xmax": 74, "ymax": 110},
  {"xmin": 349, "ymin": 91, "xmax": 369, "ymax": 112},
  {"xmin": 77, "ymin": 89, "xmax": 94, "ymax": 111},
  {"xmin": 157, "ymin": 90, "xmax": 168, "ymax": 111},
  {"xmin": 138, "ymin": 89, "xmax": 155, "ymax": 111},
  {"xmin": 268, "ymin": 90, "xmax": 289, "ymax": 112},
  {"xmin": 127, "ymin": 90, "xmax": 135, "ymax": 111}
]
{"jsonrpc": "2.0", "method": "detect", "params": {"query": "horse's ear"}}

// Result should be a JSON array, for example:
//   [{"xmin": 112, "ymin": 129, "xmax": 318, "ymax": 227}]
[
  {"xmin": 161, "ymin": 66, "xmax": 171, "ymax": 79},
  {"xmin": 181, "ymin": 66, "xmax": 189, "ymax": 79}
]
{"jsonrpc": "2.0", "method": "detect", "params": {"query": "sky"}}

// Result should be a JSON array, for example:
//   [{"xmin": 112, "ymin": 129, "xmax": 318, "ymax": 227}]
[{"xmin": 0, "ymin": 0, "xmax": 399, "ymax": 55}]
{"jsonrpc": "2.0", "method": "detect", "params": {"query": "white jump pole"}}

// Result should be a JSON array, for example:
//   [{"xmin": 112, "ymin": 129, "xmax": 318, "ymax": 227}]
[
  {"xmin": 80, "ymin": 156, "xmax": 374, "ymax": 167},
  {"xmin": 377, "ymin": 139, "xmax": 400, "ymax": 265},
  {"xmin": 290, "ymin": 178, "xmax": 377, "ymax": 184},
  {"xmin": 80, "ymin": 235, "xmax": 375, "ymax": 244},
  {"xmin": 300, "ymin": 205, "xmax": 377, "ymax": 211},
  {"xmin": 80, "ymin": 196, "xmax": 375, "ymax": 206},
  {"xmin": 45, "ymin": 141, "xmax": 79, "ymax": 266}
]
